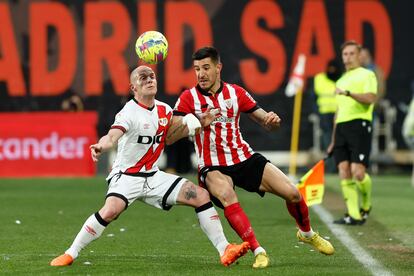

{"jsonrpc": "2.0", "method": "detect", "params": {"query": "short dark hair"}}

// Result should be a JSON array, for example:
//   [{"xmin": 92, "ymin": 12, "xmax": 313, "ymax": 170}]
[
  {"xmin": 340, "ymin": 40, "xmax": 362, "ymax": 53},
  {"xmin": 192, "ymin": 46, "xmax": 221, "ymax": 64}
]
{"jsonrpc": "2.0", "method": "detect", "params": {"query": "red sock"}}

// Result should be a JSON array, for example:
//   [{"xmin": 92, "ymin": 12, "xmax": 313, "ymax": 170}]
[
  {"xmin": 286, "ymin": 197, "xmax": 311, "ymax": 232},
  {"xmin": 224, "ymin": 202, "xmax": 260, "ymax": 251}
]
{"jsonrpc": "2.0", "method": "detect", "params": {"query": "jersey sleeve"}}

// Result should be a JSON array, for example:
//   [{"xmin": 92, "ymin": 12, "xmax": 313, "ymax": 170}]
[
  {"xmin": 173, "ymin": 90, "xmax": 194, "ymax": 116},
  {"xmin": 111, "ymin": 107, "xmax": 131, "ymax": 133},
  {"xmin": 363, "ymin": 71, "xmax": 378, "ymax": 94},
  {"xmin": 235, "ymin": 85, "xmax": 259, "ymax": 113}
]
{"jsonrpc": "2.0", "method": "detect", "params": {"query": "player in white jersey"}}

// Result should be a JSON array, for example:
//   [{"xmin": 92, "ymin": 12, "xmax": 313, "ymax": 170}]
[
  {"xmin": 173, "ymin": 47, "xmax": 334, "ymax": 268},
  {"xmin": 50, "ymin": 66, "xmax": 249, "ymax": 267}
]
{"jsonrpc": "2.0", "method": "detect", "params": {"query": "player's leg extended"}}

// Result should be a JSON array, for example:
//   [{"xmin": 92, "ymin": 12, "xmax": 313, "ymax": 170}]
[
  {"xmin": 352, "ymin": 163, "xmax": 372, "ymax": 219},
  {"xmin": 259, "ymin": 163, "xmax": 334, "ymax": 255},
  {"xmin": 176, "ymin": 181, "xmax": 249, "ymax": 266},
  {"xmin": 205, "ymin": 171, "xmax": 266, "ymax": 260},
  {"xmin": 260, "ymin": 163, "xmax": 311, "ymax": 231},
  {"xmin": 50, "ymin": 196, "xmax": 127, "ymax": 266}
]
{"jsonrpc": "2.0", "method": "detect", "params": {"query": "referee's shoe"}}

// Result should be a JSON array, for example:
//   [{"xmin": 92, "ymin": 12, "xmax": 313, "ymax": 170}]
[{"xmin": 334, "ymin": 214, "xmax": 366, "ymax": 225}]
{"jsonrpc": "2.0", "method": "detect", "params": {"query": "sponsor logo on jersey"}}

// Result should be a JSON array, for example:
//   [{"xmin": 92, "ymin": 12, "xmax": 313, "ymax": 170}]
[
  {"xmin": 158, "ymin": 118, "xmax": 168, "ymax": 127},
  {"xmin": 212, "ymin": 116, "xmax": 234, "ymax": 124},
  {"xmin": 137, "ymin": 134, "xmax": 163, "ymax": 144}
]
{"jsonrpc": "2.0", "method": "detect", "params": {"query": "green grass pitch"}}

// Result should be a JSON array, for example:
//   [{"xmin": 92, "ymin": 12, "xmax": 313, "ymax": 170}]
[{"xmin": 1, "ymin": 174, "xmax": 413, "ymax": 275}]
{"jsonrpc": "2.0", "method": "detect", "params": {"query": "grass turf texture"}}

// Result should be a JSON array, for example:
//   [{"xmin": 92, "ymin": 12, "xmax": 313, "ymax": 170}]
[{"xmin": 0, "ymin": 175, "xmax": 413, "ymax": 275}]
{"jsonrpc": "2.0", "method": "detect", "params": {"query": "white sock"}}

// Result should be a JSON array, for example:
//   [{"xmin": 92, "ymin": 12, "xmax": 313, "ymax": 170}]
[
  {"xmin": 254, "ymin": 246, "xmax": 266, "ymax": 256},
  {"xmin": 299, "ymin": 228, "xmax": 315, "ymax": 238},
  {"xmin": 65, "ymin": 213, "xmax": 107, "ymax": 259},
  {"xmin": 196, "ymin": 203, "xmax": 229, "ymax": 256}
]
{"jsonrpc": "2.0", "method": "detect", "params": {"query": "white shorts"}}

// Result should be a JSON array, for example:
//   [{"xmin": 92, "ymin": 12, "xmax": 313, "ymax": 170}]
[{"xmin": 107, "ymin": 171, "xmax": 186, "ymax": 210}]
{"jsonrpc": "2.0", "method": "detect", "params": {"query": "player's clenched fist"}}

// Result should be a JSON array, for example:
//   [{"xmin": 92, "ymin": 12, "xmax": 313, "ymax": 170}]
[
  {"xmin": 90, "ymin": 144, "xmax": 103, "ymax": 162},
  {"xmin": 263, "ymin": 111, "xmax": 281, "ymax": 129}
]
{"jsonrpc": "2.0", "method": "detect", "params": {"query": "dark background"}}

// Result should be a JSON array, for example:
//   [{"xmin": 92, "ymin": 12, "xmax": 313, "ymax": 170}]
[{"xmin": 1, "ymin": 0, "xmax": 413, "ymax": 150}]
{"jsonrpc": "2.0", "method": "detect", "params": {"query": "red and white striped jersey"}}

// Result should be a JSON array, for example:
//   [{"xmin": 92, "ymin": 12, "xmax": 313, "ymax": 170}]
[
  {"xmin": 174, "ymin": 82, "xmax": 259, "ymax": 169},
  {"xmin": 107, "ymin": 98, "xmax": 172, "ymax": 180}
]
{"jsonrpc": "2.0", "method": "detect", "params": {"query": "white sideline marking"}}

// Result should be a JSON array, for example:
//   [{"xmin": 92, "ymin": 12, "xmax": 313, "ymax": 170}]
[{"xmin": 312, "ymin": 205, "xmax": 394, "ymax": 276}]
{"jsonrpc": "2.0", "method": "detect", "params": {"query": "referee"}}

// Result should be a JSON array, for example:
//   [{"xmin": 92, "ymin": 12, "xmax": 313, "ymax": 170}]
[{"xmin": 327, "ymin": 41, "xmax": 377, "ymax": 225}]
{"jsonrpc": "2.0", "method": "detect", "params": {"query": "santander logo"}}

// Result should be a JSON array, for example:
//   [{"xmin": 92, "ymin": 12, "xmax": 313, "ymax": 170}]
[{"xmin": 0, "ymin": 132, "xmax": 89, "ymax": 160}]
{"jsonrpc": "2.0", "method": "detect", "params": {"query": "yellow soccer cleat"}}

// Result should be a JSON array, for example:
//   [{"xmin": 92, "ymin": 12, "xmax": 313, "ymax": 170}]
[
  {"xmin": 252, "ymin": 252, "xmax": 269, "ymax": 269},
  {"xmin": 220, "ymin": 242, "xmax": 250, "ymax": 267},
  {"xmin": 297, "ymin": 231, "xmax": 335, "ymax": 255},
  {"xmin": 50, "ymin": 253, "xmax": 74, "ymax": 266}
]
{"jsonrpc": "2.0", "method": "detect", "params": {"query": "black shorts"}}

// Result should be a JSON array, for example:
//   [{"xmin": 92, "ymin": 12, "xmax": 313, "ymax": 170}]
[
  {"xmin": 333, "ymin": 119, "xmax": 372, "ymax": 167},
  {"xmin": 198, "ymin": 153, "xmax": 269, "ymax": 209}
]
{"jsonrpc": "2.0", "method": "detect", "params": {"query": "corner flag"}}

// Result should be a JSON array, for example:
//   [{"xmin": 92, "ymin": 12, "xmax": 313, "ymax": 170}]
[
  {"xmin": 285, "ymin": 54, "xmax": 306, "ymax": 97},
  {"xmin": 296, "ymin": 160, "xmax": 325, "ymax": 206}
]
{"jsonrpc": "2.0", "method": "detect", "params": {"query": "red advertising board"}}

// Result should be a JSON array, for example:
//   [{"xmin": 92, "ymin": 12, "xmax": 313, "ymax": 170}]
[{"xmin": 0, "ymin": 112, "xmax": 97, "ymax": 177}]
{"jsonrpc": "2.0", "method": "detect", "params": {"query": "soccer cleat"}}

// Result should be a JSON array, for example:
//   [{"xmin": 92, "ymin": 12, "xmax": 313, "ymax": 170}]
[
  {"xmin": 297, "ymin": 231, "xmax": 335, "ymax": 255},
  {"xmin": 360, "ymin": 207, "xmax": 371, "ymax": 220},
  {"xmin": 220, "ymin": 242, "xmax": 250, "ymax": 267},
  {"xmin": 252, "ymin": 252, "xmax": 269, "ymax": 269},
  {"xmin": 333, "ymin": 214, "xmax": 365, "ymax": 225},
  {"xmin": 50, "ymin": 254, "xmax": 74, "ymax": 266}
]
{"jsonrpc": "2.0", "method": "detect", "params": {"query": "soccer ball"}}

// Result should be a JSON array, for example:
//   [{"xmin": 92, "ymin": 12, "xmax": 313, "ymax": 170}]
[{"xmin": 135, "ymin": 31, "xmax": 168, "ymax": 64}]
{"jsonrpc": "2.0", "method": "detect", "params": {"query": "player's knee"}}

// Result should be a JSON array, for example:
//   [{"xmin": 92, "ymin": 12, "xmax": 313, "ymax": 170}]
[
  {"xmin": 206, "ymin": 178, "xmax": 236, "ymax": 204},
  {"xmin": 180, "ymin": 182, "xmax": 211, "ymax": 206},
  {"xmin": 196, "ymin": 186, "xmax": 211, "ymax": 204},
  {"xmin": 286, "ymin": 188, "xmax": 301, "ymax": 203},
  {"xmin": 99, "ymin": 206, "xmax": 122, "ymax": 222},
  {"xmin": 215, "ymin": 188, "xmax": 237, "ymax": 204}
]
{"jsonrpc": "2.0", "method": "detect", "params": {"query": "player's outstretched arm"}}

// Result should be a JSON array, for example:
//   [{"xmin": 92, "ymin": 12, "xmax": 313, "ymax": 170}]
[
  {"xmin": 166, "ymin": 116, "xmax": 188, "ymax": 145},
  {"xmin": 166, "ymin": 114, "xmax": 201, "ymax": 145},
  {"xmin": 248, "ymin": 108, "xmax": 281, "ymax": 131},
  {"xmin": 90, "ymin": 128, "xmax": 124, "ymax": 162}
]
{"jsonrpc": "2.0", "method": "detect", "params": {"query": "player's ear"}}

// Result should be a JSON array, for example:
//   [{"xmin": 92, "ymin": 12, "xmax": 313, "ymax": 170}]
[
  {"xmin": 130, "ymin": 83, "xmax": 135, "ymax": 93},
  {"xmin": 216, "ymin": 62, "xmax": 222, "ymax": 73}
]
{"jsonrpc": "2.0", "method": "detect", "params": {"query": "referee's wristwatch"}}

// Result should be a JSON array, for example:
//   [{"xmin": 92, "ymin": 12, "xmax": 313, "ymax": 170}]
[{"xmin": 345, "ymin": 90, "xmax": 351, "ymax": 96}]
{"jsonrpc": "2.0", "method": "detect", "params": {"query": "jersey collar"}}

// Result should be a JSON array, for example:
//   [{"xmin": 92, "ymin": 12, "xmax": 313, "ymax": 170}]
[
  {"xmin": 196, "ymin": 81, "xmax": 224, "ymax": 96},
  {"xmin": 132, "ymin": 98, "xmax": 155, "ymax": 111}
]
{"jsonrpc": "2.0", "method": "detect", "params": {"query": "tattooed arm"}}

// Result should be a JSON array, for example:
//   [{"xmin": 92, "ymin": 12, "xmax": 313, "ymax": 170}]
[{"xmin": 165, "ymin": 116, "xmax": 190, "ymax": 145}]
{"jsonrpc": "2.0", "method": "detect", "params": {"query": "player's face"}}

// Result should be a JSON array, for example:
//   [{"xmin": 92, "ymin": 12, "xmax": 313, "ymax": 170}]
[
  {"xmin": 342, "ymin": 45, "xmax": 360, "ymax": 70},
  {"xmin": 193, "ymin": 58, "xmax": 221, "ymax": 91},
  {"xmin": 132, "ymin": 67, "xmax": 157, "ymax": 96}
]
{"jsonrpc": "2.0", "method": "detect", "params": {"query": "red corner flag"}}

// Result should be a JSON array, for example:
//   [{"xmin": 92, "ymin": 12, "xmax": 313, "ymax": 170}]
[{"xmin": 296, "ymin": 160, "xmax": 325, "ymax": 206}]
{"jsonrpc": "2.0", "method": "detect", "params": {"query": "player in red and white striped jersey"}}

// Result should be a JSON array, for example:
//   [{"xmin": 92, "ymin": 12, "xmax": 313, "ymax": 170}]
[
  {"xmin": 50, "ymin": 66, "xmax": 249, "ymax": 267},
  {"xmin": 174, "ymin": 79, "xmax": 256, "ymax": 168},
  {"xmin": 173, "ymin": 47, "xmax": 334, "ymax": 268}
]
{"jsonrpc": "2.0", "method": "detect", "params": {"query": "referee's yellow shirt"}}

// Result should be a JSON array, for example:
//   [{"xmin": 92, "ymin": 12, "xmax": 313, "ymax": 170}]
[
  {"xmin": 314, "ymin": 72, "xmax": 337, "ymax": 114},
  {"xmin": 335, "ymin": 67, "xmax": 377, "ymax": 123}
]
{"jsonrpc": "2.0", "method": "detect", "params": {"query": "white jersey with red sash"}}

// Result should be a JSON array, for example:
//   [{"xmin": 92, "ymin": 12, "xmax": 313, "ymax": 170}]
[
  {"xmin": 174, "ymin": 82, "xmax": 258, "ymax": 169},
  {"xmin": 107, "ymin": 98, "xmax": 172, "ymax": 180}
]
